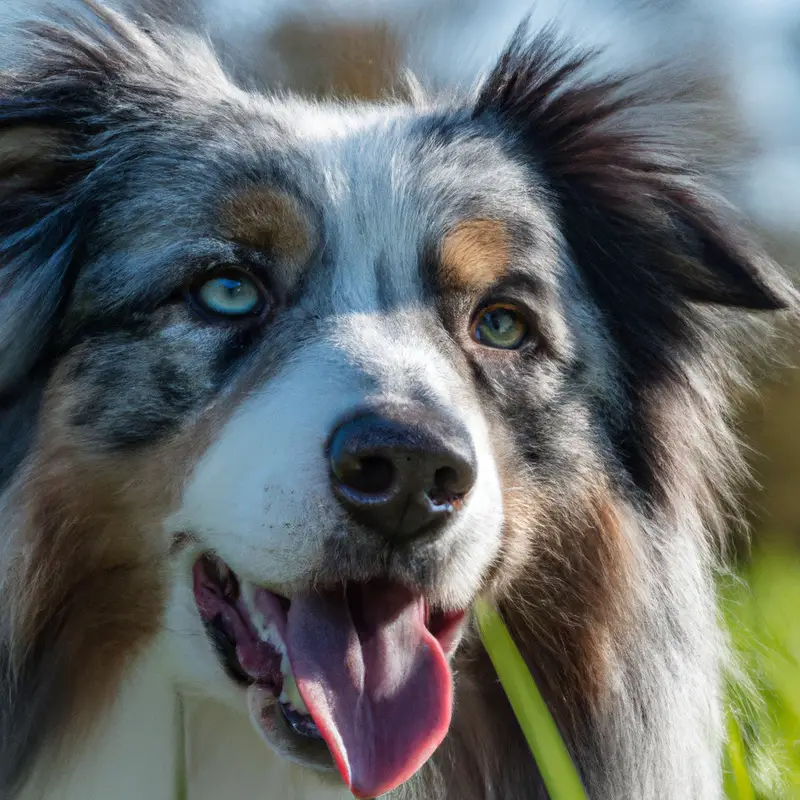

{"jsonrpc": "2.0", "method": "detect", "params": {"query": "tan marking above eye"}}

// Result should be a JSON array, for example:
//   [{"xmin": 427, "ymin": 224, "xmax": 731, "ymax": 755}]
[
  {"xmin": 440, "ymin": 219, "xmax": 510, "ymax": 292},
  {"xmin": 220, "ymin": 188, "xmax": 317, "ymax": 267}
]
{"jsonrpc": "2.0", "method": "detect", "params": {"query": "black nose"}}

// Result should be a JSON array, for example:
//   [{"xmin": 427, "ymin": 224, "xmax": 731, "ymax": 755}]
[{"xmin": 328, "ymin": 409, "xmax": 477, "ymax": 540}]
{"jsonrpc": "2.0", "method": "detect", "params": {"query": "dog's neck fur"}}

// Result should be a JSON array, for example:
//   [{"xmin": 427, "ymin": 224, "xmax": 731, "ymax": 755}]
[
  {"xmin": 18, "ymin": 647, "xmax": 180, "ymax": 800},
  {"xmin": 19, "ymin": 645, "xmax": 349, "ymax": 800},
  {"xmin": 14, "ymin": 527, "xmax": 723, "ymax": 800}
]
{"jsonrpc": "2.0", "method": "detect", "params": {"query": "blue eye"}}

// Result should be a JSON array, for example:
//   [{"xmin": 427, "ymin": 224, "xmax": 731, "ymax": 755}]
[{"xmin": 192, "ymin": 270, "xmax": 267, "ymax": 319}]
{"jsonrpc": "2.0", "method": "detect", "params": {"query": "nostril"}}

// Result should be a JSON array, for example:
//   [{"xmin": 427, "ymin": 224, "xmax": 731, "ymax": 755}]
[
  {"xmin": 434, "ymin": 465, "xmax": 459, "ymax": 492},
  {"xmin": 428, "ymin": 465, "xmax": 468, "ymax": 509},
  {"xmin": 336, "ymin": 455, "xmax": 395, "ymax": 496}
]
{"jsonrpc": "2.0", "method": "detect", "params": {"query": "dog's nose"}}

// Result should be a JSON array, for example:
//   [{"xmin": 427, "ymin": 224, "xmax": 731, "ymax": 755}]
[{"xmin": 328, "ymin": 409, "xmax": 477, "ymax": 540}]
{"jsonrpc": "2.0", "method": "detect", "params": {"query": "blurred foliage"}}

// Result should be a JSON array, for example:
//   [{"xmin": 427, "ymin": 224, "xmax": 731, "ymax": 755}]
[
  {"xmin": 733, "ymin": 290, "xmax": 800, "ymax": 799},
  {"xmin": 740, "ymin": 355, "xmax": 800, "ymax": 553},
  {"xmin": 722, "ymin": 546, "xmax": 800, "ymax": 799}
]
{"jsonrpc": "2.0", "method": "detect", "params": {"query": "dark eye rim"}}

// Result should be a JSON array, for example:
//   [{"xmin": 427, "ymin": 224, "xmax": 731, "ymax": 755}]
[
  {"xmin": 185, "ymin": 266, "xmax": 271, "ymax": 324},
  {"xmin": 469, "ymin": 301, "xmax": 532, "ymax": 350}
]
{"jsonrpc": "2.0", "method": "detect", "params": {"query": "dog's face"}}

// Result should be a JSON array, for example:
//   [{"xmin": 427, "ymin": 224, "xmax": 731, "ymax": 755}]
[
  {"xmin": 0, "ymin": 8, "xmax": 791, "ymax": 800},
  {"xmin": 58, "ymin": 101, "xmax": 597, "ymax": 796}
]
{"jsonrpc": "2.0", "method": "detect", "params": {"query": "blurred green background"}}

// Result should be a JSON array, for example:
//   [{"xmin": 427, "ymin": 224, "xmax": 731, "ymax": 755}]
[{"xmin": 728, "ymin": 331, "xmax": 800, "ymax": 800}]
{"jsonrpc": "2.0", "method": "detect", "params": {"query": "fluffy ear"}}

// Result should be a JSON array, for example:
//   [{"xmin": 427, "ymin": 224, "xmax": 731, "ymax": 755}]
[
  {"xmin": 0, "ymin": 1, "xmax": 185, "ymax": 396},
  {"xmin": 0, "ymin": 7, "xmax": 117, "ymax": 395},
  {"xmin": 473, "ymin": 29, "xmax": 795, "ymax": 313},
  {"xmin": 0, "ymin": 119, "xmax": 89, "ymax": 393}
]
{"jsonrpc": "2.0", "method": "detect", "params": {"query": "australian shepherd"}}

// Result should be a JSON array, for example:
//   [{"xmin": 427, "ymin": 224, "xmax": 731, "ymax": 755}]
[{"xmin": 0, "ymin": 1, "xmax": 794, "ymax": 799}]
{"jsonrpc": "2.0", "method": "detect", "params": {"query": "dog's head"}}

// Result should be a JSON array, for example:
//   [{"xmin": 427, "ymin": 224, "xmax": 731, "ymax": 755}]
[{"xmin": 0, "ymin": 4, "xmax": 792, "ymax": 798}]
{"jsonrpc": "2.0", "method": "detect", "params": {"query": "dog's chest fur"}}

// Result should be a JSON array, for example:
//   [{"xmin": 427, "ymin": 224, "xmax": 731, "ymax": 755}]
[
  {"xmin": 20, "ymin": 648, "xmax": 347, "ymax": 800},
  {"xmin": 181, "ymin": 699, "xmax": 349, "ymax": 800}
]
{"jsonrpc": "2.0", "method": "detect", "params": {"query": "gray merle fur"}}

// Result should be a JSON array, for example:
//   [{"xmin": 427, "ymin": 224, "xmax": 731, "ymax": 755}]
[{"xmin": 0, "ymin": 4, "xmax": 795, "ymax": 799}]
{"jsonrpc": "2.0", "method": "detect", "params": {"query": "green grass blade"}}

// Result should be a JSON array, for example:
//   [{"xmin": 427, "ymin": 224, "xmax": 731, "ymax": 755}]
[{"xmin": 475, "ymin": 598, "xmax": 588, "ymax": 800}]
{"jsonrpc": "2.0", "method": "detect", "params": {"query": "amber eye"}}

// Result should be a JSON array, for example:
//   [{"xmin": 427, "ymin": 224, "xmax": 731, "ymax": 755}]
[
  {"xmin": 470, "ymin": 303, "xmax": 529, "ymax": 350},
  {"xmin": 189, "ymin": 269, "xmax": 267, "ymax": 320}
]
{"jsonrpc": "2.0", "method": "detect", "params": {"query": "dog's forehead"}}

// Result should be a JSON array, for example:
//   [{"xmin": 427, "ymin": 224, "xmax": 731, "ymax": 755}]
[
  {"xmin": 73, "ymin": 102, "xmax": 560, "ymax": 323},
  {"xmin": 282, "ymin": 107, "xmax": 538, "ymax": 234},
  {"xmin": 217, "ymin": 104, "xmax": 556, "ymax": 308}
]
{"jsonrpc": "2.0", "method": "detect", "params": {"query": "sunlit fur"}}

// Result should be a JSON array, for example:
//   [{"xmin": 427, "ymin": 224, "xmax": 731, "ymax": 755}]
[{"xmin": 0, "ymin": 3, "xmax": 795, "ymax": 799}]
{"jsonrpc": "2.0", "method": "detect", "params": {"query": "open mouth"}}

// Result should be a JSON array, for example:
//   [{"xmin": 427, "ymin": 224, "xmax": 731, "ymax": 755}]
[{"xmin": 193, "ymin": 554, "xmax": 467, "ymax": 799}]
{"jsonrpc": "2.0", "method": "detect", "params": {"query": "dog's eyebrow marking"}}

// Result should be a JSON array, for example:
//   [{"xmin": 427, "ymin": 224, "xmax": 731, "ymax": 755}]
[
  {"xmin": 220, "ymin": 188, "xmax": 317, "ymax": 267},
  {"xmin": 439, "ymin": 219, "xmax": 510, "ymax": 291}
]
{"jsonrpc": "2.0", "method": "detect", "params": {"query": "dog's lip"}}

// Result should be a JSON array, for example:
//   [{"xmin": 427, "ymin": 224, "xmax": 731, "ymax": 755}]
[
  {"xmin": 193, "ymin": 553, "xmax": 329, "ymax": 756},
  {"xmin": 247, "ymin": 686, "xmax": 336, "ymax": 773},
  {"xmin": 192, "ymin": 552, "xmax": 469, "ymax": 780},
  {"xmin": 193, "ymin": 552, "xmax": 469, "ymax": 658}
]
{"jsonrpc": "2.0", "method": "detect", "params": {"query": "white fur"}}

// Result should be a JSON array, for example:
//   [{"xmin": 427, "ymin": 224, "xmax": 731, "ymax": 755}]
[
  {"xmin": 19, "ymin": 646, "xmax": 179, "ymax": 800},
  {"xmin": 182, "ymin": 695, "xmax": 349, "ymax": 800},
  {"xmin": 20, "ymin": 642, "xmax": 346, "ymax": 800},
  {"xmin": 166, "ymin": 347, "xmax": 362, "ymax": 590},
  {"xmin": 166, "ymin": 326, "xmax": 503, "ymax": 605}
]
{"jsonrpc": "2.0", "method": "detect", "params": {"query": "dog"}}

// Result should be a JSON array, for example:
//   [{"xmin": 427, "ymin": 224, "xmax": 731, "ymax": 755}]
[{"xmin": 0, "ymin": 2, "xmax": 794, "ymax": 798}]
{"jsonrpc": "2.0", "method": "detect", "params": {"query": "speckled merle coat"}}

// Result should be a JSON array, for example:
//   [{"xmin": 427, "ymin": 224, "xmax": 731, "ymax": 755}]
[{"xmin": 0, "ymin": 3, "xmax": 794, "ymax": 799}]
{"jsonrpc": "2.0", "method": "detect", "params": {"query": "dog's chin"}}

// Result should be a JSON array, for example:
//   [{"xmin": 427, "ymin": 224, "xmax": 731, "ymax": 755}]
[
  {"xmin": 191, "ymin": 553, "xmax": 470, "ymax": 796},
  {"xmin": 246, "ymin": 687, "xmax": 338, "ymax": 774}
]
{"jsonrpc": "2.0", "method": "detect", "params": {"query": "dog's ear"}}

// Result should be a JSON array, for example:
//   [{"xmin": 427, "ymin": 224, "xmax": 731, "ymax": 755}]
[
  {"xmin": 0, "ymin": 5, "xmax": 141, "ymax": 395},
  {"xmin": 0, "ymin": 117, "xmax": 90, "ymax": 393},
  {"xmin": 0, "ymin": 2, "xmax": 185, "ymax": 395},
  {"xmin": 473, "ymin": 29, "xmax": 795, "ymax": 313}
]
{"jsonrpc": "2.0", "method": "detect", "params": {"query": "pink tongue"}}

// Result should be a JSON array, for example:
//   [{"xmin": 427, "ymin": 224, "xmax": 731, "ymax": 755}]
[{"xmin": 286, "ymin": 583, "xmax": 452, "ymax": 799}]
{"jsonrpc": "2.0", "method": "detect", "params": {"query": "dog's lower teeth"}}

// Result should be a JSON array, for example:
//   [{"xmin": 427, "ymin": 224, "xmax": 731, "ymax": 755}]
[
  {"xmin": 278, "ymin": 668, "xmax": 309, "ymax": 715},
  {"xmin": 239, "ymin": 580, "xmax": 311, "ymax": 716}
]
